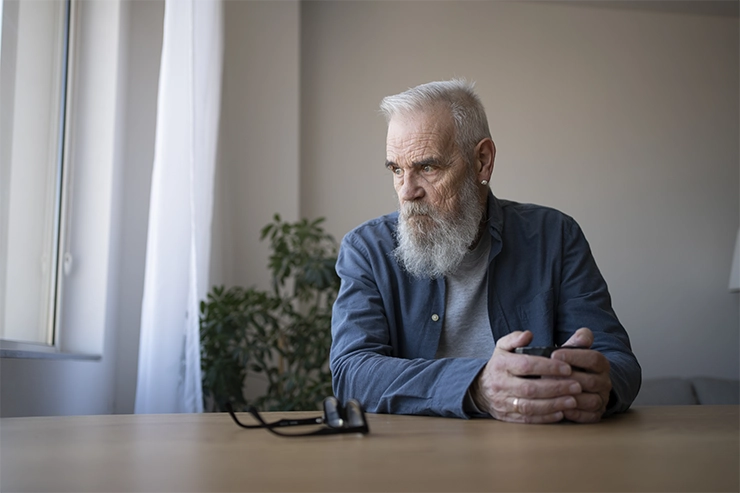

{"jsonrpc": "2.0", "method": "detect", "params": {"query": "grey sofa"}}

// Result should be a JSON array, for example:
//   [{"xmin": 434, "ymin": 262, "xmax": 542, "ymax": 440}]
[{"xmin": 632, "ymin": 377, "xmax": 740, "ymax": 406}]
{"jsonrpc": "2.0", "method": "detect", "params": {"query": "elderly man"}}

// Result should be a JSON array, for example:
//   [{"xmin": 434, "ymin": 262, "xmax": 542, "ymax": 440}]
[{"xmin": 330, "ymin": 80, "xmax": 641, "ymax": 423}]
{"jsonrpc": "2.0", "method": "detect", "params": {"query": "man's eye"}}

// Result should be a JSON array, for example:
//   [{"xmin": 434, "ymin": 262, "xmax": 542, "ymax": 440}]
[
  {"xmin": 392, "ymin": 167, "xmax": 403, "ymax": 176},
  {"xmin": 422, "ymin": 165, "xmax": 433, "ymax": 173}
]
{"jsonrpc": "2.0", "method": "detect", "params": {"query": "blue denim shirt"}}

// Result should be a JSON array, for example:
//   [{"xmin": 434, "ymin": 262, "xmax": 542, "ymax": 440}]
[{"xmin": 330, "ymin": 192, "xmax": 641, "ymax": 418}]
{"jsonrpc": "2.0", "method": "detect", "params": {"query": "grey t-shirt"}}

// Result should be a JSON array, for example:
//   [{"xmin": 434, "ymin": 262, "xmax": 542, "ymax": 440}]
[{"xmin": 435, "ymin": 232, "xmax": 494, "ymax": 359}]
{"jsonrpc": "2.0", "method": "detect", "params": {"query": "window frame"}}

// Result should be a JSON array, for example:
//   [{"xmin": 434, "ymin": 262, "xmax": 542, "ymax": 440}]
[{"xmin": 0, "ymin": 0, "xmax": 99, "ymax": 361}]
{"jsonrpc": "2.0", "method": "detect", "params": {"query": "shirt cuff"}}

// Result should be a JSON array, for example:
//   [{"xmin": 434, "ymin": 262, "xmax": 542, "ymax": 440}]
[{"xmin": 463, "ymin": 389, "xmax": 490, "ymax": 418}]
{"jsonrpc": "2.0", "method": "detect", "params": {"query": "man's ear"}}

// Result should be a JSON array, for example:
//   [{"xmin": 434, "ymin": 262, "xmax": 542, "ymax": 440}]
[{"xmin": 475, "ymin": 138, "xmax": 496, "ymax": 182}]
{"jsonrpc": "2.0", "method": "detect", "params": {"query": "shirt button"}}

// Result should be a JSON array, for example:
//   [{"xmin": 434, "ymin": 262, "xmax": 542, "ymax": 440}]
[{"xmin": 431, "ymin": 314, "xmax": 440, "ymax": 322}]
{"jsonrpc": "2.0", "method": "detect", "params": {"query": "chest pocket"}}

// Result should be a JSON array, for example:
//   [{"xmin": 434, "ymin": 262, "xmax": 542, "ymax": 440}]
[{"xmin": 516, "ymin": 289, "xmax": 555, "ymax": 343}]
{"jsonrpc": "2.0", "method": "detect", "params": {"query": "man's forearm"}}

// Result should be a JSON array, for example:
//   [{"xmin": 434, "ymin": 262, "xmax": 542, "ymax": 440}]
[{"xmin": 331, "ymin": 351, "xmax": 487, "ymax": 418}]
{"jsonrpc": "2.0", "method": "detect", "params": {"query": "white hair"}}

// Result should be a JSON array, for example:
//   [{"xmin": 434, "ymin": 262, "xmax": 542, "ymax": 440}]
[{"xmin": 379, "ymin": 79, "xmax": 492, "ymax": 165}]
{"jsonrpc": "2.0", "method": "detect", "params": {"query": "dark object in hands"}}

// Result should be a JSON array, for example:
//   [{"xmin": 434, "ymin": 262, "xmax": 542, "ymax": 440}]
[
  {"xmin": 514, "ymin": 346, "xmax": 591, "ymax": 376},
  {"xmin": 225, "ymin": 396, "xmax": 369, "ymax": 437},
  {"xmin": 515, "ymin": 346, "xmax": 590, "ymax": 358}
]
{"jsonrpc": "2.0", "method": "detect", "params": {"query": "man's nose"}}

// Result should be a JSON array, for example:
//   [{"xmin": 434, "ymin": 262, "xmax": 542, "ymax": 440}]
[{"xmin": 399, "ymin": 173, "xmax": 425, "ymax": 202}]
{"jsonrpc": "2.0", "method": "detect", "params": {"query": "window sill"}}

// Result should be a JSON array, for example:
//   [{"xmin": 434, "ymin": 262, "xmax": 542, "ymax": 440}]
[{"xmin": 0, "ymin": 341, "xmax": 101, "ymax": 361}]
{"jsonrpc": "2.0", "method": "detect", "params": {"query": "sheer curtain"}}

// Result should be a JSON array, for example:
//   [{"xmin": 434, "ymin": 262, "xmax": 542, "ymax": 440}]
[{"xmin": 135, "ymin": 0, "xmax": 223, "ymax": 414}]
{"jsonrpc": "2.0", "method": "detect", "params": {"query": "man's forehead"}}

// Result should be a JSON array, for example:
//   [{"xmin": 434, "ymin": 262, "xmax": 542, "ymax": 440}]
[{"xmin": 386, "ymin": 108, "xmax": 455, "ymax": 155}]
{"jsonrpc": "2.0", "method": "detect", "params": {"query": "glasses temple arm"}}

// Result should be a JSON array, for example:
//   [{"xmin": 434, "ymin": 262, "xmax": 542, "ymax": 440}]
[{"xmin": 227, "ymin": 403, "xmax": 324, "ymax": 428}]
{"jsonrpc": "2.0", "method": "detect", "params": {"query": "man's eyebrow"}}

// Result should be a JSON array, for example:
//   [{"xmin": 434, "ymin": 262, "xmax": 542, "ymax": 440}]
[{"xmin": 384, "ymin": 157, "xmax": 449, "ymax": 169}]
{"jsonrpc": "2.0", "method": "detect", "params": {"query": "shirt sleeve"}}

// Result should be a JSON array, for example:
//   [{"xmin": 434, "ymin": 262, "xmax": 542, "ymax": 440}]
[
  {"xmin": 329, "ymin": 233, "xmax": 488, "ymax": 418},
  {"xmin": 557, "ymin": 218, "xmax": 642, "ymax": 415}
]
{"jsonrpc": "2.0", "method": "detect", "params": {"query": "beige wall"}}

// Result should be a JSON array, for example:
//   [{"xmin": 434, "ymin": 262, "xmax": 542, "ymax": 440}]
[
  {"xmin": 296, "ymin": 1, "xmax": 739, "ymax": 380},
  {"xmin": 210, "ymin": 0, "xmax": 301, "ymax": 292}
]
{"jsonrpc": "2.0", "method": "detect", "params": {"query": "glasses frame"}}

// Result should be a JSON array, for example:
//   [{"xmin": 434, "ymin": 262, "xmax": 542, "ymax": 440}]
[{"xmin": 225, "ymin": 397, "xmax": 369, "ymax": 437}]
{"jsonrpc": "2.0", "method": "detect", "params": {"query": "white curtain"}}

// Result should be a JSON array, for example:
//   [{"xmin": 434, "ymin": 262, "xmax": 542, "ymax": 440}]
[{"xmin": 135, "ymin": 0, "xmax": 223, "ymax": 414}]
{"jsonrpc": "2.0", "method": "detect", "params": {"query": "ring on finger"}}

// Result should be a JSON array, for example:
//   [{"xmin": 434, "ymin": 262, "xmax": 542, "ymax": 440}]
[{"xmin": 513, "ymin": 397, "xmax": 520, "ymax": 414}]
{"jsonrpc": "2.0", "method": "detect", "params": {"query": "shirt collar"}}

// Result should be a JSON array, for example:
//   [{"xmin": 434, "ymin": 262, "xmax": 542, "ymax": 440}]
[{"xmin": 485, "ymin": 190, "xmax": 504, "ymax": 237}]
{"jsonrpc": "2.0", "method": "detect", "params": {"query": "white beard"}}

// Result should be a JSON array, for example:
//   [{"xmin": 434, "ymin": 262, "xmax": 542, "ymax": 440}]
[{"xmin": 392, "ymin": 172, "xmax": 484, "ymax": 279}]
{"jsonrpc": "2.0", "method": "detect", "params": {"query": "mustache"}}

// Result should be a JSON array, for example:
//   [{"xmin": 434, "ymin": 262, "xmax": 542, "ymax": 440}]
[{"xmin": 399, "ymin": 201, "xmax": 436, "ymax": 218}]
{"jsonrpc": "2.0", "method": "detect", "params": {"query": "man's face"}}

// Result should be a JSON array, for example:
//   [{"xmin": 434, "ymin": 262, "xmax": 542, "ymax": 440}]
[
  {"xmin": 385, "ymin": 107, "xmax": 471, "ymax": 231},
  {"xmin": 386, "ymin": 107, "xmax": 485, "ymax": 279}
]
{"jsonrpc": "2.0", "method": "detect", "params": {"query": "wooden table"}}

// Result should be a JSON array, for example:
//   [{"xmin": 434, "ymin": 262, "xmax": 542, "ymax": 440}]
[{"xmin": 1, "ymin": 406, "xmax": 737, "ymax": 492}]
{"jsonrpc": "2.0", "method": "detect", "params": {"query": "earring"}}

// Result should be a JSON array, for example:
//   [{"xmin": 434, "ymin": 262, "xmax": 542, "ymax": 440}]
[{"xmin": 481, "ymin": 180, "xmax": 488, "ymax": 186}]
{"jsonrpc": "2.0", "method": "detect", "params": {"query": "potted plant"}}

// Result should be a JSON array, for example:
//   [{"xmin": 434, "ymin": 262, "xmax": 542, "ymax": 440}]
[{"xmin": 200, "ymin": 215, "xmax": 340, "ymax": 412}]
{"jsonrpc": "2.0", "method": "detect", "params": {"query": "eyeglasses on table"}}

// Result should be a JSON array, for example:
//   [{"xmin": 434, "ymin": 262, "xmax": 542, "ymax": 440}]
[{"xmin": 225, "ymin": 396, "xmax": 370, "ymax": 437}]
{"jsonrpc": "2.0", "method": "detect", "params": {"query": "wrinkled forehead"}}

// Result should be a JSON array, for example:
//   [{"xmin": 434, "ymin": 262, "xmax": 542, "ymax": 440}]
[{"xmin": 386, "ymin": 106, "xmax": 456, "ymax": 159}]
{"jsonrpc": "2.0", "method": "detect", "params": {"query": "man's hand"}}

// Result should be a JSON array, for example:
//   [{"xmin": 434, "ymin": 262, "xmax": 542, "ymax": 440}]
[
  {"xmin": 471, "ymin": 331, "xmax": 582, "ymax": 423},
  {"xmin": 551, "ymin": 327, "xmax": 612, "ymax": 423}
]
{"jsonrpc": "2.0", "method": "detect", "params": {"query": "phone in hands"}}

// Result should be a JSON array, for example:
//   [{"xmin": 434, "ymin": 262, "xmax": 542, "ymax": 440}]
[
  {"xmin": 514, "ymin": 346, "xmax": 589, "ymax": 358},
  {"xmin": 514, "ymin": 346, "xmax": 590, "ymax": 376}
]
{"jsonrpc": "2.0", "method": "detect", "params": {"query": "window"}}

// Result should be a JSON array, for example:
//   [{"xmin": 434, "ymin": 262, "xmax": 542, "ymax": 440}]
[{"xmin": 0, "ymin": 0, "xmax": 71, "ymax": 351}]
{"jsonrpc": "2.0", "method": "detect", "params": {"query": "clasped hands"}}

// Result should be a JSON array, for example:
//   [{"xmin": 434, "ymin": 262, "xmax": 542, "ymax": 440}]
[{"xmin": 471, "ymin": 328, "xmax": 611, "ymax": 424}]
